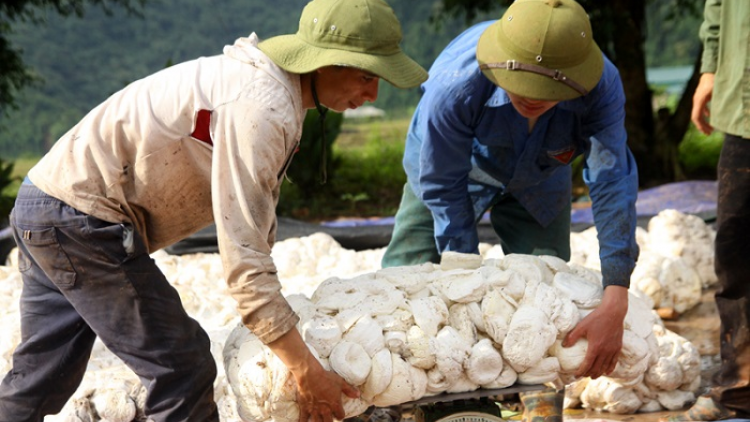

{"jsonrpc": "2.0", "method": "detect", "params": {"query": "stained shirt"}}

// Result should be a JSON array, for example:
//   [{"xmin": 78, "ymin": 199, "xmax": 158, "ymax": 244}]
[
  {"xmin": 403, "ymin": 21, "xmax": 639, "ymax": 288},
  {"xmin": 28, "ymin": 34, "xmax": 305, "ymax": 344},
  {"xmin": 699, "ymin": 0, "xmax": 750, "ymax": 137}
]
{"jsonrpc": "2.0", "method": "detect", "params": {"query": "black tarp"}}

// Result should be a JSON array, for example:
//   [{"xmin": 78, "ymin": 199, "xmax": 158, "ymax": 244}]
[
  {"xmin": 164, "ymin": 217, "xmax": 503, "ymax": 255},
  {"xmin": 0, "ymin": 181, "xmax": 719, "ymax": 259}
]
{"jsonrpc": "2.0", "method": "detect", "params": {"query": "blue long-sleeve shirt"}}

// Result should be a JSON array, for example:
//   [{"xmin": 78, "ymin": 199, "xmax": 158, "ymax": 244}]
[{"xmin": 403, "ymin": 21, "xmax": 639, "ymax": 288}]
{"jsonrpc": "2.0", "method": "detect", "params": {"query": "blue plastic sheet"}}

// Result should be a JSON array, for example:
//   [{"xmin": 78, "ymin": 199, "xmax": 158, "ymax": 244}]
[
  {"xmin": 322, "ymin": 181, "xmax": 719, "ymax": 228},
  {"xmin": 571, "ymin": 180, "xmax": 718, "ymax": 225}
]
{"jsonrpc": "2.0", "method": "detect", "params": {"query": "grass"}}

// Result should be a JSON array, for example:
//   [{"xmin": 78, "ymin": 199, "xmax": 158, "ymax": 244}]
[
  {"xmin": 1, "ymin": 116, "xmax": 722, "ymax": 224},
  {"xmin": 0, "ymin": 156, "xmax": 37, "ymax": 224},
  {"xmin": 332, "ymin": 120, "xmax": 410, "ymax": 216},
  {"xmin": 678, "ymin": 126, "xmax": 723, "ymax": 179},
  {"xmin": 277, "ymin": 117, "xmax": 411, "ymax": 222},
  {"xmin": 0, "ymin": 119, "xmax": 412, "ymax": 224},
  {"xmin": 5, "ymin": 156, "xmax": 37, "ymax": 196}
]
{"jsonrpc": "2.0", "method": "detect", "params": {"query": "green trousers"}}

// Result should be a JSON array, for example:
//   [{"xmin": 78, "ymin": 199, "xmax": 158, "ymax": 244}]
[{"xmin": 382, "ymin": 183, "xmax": 571, "ymax": 268}]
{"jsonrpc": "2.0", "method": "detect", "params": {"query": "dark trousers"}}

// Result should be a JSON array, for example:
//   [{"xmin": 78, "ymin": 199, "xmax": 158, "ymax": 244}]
[
  {"xmin": 382, "ymin": 183, "xmax": 571, "ymax": 268},
  {"xmin": 0, "ymin": 184, "xmax": 218, "ymax": 422},
  {"xmin": 711, "ymin": 134, "xmax": 750, "ymax": 416}
]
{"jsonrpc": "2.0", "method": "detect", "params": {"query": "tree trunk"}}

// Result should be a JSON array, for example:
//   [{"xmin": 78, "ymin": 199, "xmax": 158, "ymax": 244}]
[
  {"xmin": 608, "ymin": 0, "xmax": 665, "ymax": 187},
  {"xmin": 654, "ymin": 52, "xmax": 703, "ymax": 183},
  {"xmin": 606, "ymin": 0, "xmax": 702, "ymax": 187}
]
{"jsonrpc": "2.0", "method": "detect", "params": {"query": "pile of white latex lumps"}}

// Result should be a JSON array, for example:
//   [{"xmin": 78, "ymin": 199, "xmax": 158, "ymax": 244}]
[
  {"xmin": 569, "ymin": 209, "xmax": 716, "ymax": 314},
  {"xmin": 0, "ymin": 208, "xmax": 713, "ymax": 421},
  {"xmin": 0, "ymin": 233, "xmax": 384, "ymax": 421},
  {"xmin": 224, "ymin": 251, "xmax": 700, "ymax": 422}
]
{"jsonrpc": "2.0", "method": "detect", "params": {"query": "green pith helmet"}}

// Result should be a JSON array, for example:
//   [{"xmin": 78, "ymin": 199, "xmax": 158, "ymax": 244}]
[
  {"xmin": 476, "ymin": 0, "xmax": 604, "ymax": 101},
  {"xmin": 258, "ymin": 0, "xmax": 428, "ymax": 89}
]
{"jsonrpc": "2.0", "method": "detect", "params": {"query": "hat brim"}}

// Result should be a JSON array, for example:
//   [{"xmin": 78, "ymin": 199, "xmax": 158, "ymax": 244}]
[
  {"xmin": 476, "ymin": 22, "xmax": 604, "ymax": 101},
  {"xmin": 259, "ymin": 34, "xmax": 428, "ymax": 89}
]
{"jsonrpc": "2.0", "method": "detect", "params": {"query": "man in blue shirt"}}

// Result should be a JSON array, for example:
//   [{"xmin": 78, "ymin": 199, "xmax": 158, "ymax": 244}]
[{"xmin": 383, "ymin": 0, "xmax": 639, "ymax": 391}]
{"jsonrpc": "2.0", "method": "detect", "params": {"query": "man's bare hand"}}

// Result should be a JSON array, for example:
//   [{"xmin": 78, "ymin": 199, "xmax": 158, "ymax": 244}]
[
  {"xmin": 691, "ymin": 73, "xmax": 715, "ymax": 135},
  {"xmin": 296, "ymin": 365, "xmax": 360, "ymax": 422},
  {"xmin": 267, "ymin": 328, "xmax": 360, "ymax": 422},
  {"xmin": 563, "ymin": 285, "xmax": 628, "ymax": 379}
]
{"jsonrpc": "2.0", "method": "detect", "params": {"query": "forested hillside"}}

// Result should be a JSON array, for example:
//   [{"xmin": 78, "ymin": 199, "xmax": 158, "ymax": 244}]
[{"xmin": 0, "ymin": 0, "xmax": 702, "ymax": 158}]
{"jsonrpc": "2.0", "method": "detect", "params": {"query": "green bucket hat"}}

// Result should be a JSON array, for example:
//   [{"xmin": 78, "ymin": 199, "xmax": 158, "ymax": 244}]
[
  {"xmin": 476, "ymin": 0, "xmax": 604, "ymax": 101},
  {"xmin": 258, "ymin": 0, "xmax": 427, "ymax": 89}
]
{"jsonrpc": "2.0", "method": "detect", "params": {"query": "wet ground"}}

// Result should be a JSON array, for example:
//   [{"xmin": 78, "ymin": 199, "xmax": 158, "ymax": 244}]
[
  {"xmin": 400, "ymin": 287, "xmax": 722, "ymax": 422},
  {"xmin": 565, "ymin": 287, "xmax": 722, "ymax": 422}
]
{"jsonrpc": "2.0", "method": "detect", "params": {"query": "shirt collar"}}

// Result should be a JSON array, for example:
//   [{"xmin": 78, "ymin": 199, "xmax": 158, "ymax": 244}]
[{"xmin": 484, "ymin": 87, "xmax": 512, "ymax": 108}]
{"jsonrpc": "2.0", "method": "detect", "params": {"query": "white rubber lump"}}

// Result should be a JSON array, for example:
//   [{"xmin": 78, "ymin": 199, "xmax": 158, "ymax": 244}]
[
  {"xmin": 0, "ymin": 221, "xmax": 707, "ymax": 421},
  {"xmin": 570, "ymin": 209, "xmax": 716, "ymax": 314},
  {"xmin": 223, "ymin": 251, "xmax": 701, "ymax": 421}
]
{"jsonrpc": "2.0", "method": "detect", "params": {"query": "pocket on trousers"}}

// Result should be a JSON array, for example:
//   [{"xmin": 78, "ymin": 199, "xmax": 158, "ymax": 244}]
[{"xmin": 18, "ymin": 227, "xmax": 77, "ymax": 287}]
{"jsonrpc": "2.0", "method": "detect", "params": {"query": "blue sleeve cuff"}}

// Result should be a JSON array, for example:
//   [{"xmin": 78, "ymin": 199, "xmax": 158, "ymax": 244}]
[
  {"xmin": 435, "ymin": 229, "xmax": 480, "ymax": 254},
  {"xmin": 600, "ymin": 253, "xmax": 637, "ymax": 289}
]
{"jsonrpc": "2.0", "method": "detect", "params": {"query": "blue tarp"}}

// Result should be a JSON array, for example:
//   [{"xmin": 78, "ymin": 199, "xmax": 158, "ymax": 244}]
[
  {"xmin": 322, "ymin": 181, "xmax": 719, "ymax": 228},
  {"xmin": 163, "ymin": 181, "xmax": 719, "ymax": 254},
  {"xmin": 571, "ymin": 180, "xmax": 718, "ymax": 225},
  {"xmin": 2, "ymin": 181, "xmax": 716, "ymax": 257}
]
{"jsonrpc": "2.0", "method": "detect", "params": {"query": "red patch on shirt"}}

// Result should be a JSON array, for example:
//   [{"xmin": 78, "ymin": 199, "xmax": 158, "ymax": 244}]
[
  {"xmin": 191, "ymin": 109, "xmax": 213, "ymax": 146},
  {"xmin": 548, "ymin": 147, "xmax": 576, "ymax": 164}
]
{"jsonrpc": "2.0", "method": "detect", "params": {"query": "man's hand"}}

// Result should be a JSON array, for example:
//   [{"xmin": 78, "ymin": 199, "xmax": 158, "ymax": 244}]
[
  {"xmin": 294, "ymin": 363, "xmax": 360, "ymax": 422},
  {"xmin": 268, "ymin": 329, "xmax": 360, "ymax": 422},
  {"xmin": 562, "ymin": 285, "xmax": 628, "ymax": 379},
  {"xmin": 691, "ymin": 73, "xmax": 715, "ymax": 135}
]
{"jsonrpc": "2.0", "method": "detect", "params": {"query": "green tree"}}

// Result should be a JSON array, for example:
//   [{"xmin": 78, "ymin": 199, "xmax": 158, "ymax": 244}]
[
  {"xmin": 0, "ymin": 0, "xmax": 145, "ymax": 116},
  {"xmin": 434, "ymin": 0, "xmax": 705, "ymax": 187},
  {"xmin": 0, "ymin": 157, "xmax": 18, "ymax": 224}
]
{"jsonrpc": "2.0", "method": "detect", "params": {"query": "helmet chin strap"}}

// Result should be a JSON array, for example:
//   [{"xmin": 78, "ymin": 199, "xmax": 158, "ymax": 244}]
[{"xmin": 310, "ymin": 74, "xmax": 329, "ymax": 184}]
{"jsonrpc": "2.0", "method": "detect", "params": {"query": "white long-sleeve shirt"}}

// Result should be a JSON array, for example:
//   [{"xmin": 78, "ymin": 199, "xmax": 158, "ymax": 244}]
[{"xmin": 29, "ymin": 33, "xmax": 305, "ymax": 343}]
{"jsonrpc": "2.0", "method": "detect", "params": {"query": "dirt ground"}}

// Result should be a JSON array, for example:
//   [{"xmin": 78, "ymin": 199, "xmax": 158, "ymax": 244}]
[
  {"xmin": 401, "ymin": 288, "xmax": 722, "ymax": 422},
  {"xmin": 563, "ymin": 287, "xmax": 722, "ymax": 422}
]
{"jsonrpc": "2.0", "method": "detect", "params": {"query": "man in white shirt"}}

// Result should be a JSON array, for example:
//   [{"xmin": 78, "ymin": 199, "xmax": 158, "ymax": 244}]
[{"xmin": 0, "ymin": 0, "xmax": 426, "ymax": 420}]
